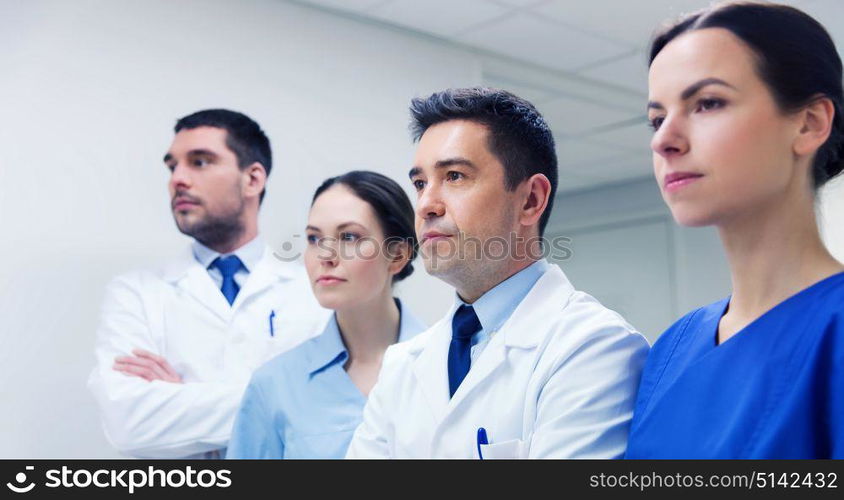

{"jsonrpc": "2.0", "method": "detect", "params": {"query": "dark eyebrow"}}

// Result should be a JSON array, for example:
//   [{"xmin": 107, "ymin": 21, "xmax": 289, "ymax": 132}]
[
  {"xmin": 305, "ymin": 222, "xmax": 366, "ymax": 233},
  {"xmin": 337, "ymin": 222, "xmax": 366, "ymax": 231},
  {"xmin": 647, "ymin": 77, "xmax": 737, "ymax": 111},
  {"xmin": 408, "ymin": 157, "xmax": 477, "ymax": 178},
  {"xmin": 681, "ymin": 77, "xmax": 735, "ymax": 99},
  {"xmin": 163, "ymin": 149, "xmax": 218, "ymax": 164},
  {"xmin": 435, "ymin": 157, "xmax": 477, "ymax": 170},
  {"xmin": 187, "ymin": 148, "xmax": 219, "ymax": 158}
]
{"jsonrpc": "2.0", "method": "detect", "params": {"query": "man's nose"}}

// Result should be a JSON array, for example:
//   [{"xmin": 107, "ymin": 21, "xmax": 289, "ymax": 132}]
[
  {"xmin": 416, "ymin": 183, "xmax": 445, "ymax": 220},
  {"xmin": 169, "ymin": 163, "xmax": 192, "ymax": 192}
]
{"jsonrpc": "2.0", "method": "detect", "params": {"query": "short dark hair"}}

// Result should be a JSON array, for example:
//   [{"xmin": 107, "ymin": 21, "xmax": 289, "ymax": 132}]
[
  {"xmin": 650, "ymin": 1, "xmax": 844, "ymax": 189},
  {"xmin": 312, "ymin": 170, "xmax": 418, "ymax": 283},
  {"xmin": 175, "ymin": 109, "xmax": 273, "ymax": 202},
  {"xmin": 409, "ymin": 87, "xmax": 558, "ymax": 236}
]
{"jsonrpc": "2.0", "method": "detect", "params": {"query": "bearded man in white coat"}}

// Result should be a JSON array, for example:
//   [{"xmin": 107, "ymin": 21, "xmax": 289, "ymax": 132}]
[
  {"xmin": 346, "ymin": 88, "xmax": 649, "ymax": 459},
  {"xmin": 88, "ymin": 109, "xmax": 327, "ymax": 458}
]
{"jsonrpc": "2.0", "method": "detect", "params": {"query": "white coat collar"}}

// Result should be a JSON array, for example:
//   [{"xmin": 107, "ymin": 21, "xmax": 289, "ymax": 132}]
[
  {"xmin": 160, "ymin": 244, "xmax": 301, "ymax": 321},
  {"xmin": 161, "ymin": 244, "xmax": 299, "ymax": 283},
  {"xmin": 191, "ymin": 235, "xmax": 266, "ymax": 273},
  {"xmin": 406, "ymin": 264, "xmax": 575, "ymax": 355}
]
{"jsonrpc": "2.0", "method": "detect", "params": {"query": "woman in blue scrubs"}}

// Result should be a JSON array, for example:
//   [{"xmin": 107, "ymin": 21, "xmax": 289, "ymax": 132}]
[
  {"xmin": 227, "ymin": 171, "xmax": 426, "ymax": 458},
  {"xmin": 627, "ymin": 2, "xmax": 844, "ymax": 459}
]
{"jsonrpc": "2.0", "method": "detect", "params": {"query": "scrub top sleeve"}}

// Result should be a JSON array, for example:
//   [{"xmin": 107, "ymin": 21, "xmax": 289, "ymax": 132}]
[{"xmin": 227, "ymin": 377, "xmax": 285, "ymax": 459}]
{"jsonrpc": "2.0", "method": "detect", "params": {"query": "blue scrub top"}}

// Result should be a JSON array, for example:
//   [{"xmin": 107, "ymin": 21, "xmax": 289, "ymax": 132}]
[
  {"xmin": 226, "ymin": 298, "xmax": 426, "ymax": 459},
  {"xmin": 626, "ymin": 271, "xmax": 844, "ymax": 459}
]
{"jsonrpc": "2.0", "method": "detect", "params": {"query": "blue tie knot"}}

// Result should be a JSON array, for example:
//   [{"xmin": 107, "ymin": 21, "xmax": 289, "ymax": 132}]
[
  {"xmin": 213, "ymin": 255, "xmax": 243, "ymax": 278},
  {"xmin": 212, "ymin": 255, "xmax": 243, "ymax": 305},
  {"xmin": 452, "ymin": 305, "xmax": 482, "ymax": 341}
]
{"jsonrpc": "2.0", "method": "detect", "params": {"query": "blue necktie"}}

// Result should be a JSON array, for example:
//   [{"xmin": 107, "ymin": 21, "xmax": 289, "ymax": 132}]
[
  {"xmin": 448, "ymin": 304, "xmax": 482, "ymax": 398},
  {"xmin": 212, "ymin": 255, "xmax": 243, "ymax": 305}
]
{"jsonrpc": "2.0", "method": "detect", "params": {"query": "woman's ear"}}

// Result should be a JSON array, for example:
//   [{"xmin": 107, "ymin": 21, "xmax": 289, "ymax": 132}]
[
  {"xmin": 386, "ymin": 240, "xmax": 412, "ymax": 278},
  {"xmin": 794, "ymin": 96, "xmax": 835, "ymax": 158}
]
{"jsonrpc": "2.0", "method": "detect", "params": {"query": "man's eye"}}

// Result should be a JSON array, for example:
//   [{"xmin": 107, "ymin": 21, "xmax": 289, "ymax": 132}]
[
  {"xmin": 412, "ymin": 179, "xmax": 425, "ymax": 191},
  {"xmin": 446, "ymin": 171, "xmax": 463, "ymax": 181}
]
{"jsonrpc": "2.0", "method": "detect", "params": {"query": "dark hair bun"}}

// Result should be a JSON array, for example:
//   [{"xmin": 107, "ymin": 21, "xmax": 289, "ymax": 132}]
[
  {"xmin": 820, "ymin": 123, "xmax": 844, "ymax": 185},
  {"xmin": 394, "ymin": 261, "xmax": 415, "ymax": 282}
]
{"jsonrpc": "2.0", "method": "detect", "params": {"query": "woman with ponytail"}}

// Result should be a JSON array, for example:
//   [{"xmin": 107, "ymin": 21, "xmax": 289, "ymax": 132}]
[
  {"xmin": 227, "ymin": 171, "xmax": 426, "ymax": 458},
  {"xmin": 627, "ymin": 1, "xmax": 844, "ymax": 458}
]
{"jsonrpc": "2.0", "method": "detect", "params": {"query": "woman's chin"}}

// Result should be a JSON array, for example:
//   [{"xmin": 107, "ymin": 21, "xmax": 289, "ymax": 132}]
[
  {"xmin": 314, "ymin": 293, "xmax": 346, "ymax": 312},
  {"xmin": 669, "ymin": 205, "xmax": 717, "ymax": 228}
]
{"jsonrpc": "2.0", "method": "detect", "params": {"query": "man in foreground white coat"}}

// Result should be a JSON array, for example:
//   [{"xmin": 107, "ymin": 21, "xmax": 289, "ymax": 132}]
[
  {"xmin": 346, "ymin": 88, "xmax": 649, "ymax": 459},
  {"xmin": 88, "ymin": 109, "xmax": 327, "ymax": 458}
]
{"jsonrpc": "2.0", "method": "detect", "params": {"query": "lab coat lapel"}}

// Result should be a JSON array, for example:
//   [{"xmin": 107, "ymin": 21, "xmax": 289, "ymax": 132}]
[
  {"xmin": 445, "ymin": 264, "xmax": 575, "ymax": 413},
  {"xmin": 446, "ymin": 333, "xmax": 507, "ymax": 412},
  {"xmin": 411, "ymin": 319, "xmax": 452, "ymax": 424},
  {"xmin": 231, "ymin": 247, "xmax": 292, "ymax": 310},
  {"xmin": 168, "ymin": 256, "xmax": 233, "ymax": 322}
]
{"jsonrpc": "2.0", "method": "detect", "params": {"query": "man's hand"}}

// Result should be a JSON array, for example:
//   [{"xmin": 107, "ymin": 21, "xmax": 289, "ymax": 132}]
[{"xmin": 113, "ymin": 349, "xmax": 183, "ymax": 383}]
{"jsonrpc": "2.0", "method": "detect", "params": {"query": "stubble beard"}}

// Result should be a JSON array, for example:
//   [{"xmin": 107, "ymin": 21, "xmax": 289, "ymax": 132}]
[{"xmin": 174, "ymin": 197, "xmax": 246, "ymax": 250}]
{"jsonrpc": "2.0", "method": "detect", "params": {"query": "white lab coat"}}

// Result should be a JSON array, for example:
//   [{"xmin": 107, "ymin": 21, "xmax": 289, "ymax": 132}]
[
  {"xmin": 346, "ymin": 264, "xmax": 649, "ymax": 458},
  {"xmin": 87, "ymin": 245, "xmax": 329, "ymax": 458}
]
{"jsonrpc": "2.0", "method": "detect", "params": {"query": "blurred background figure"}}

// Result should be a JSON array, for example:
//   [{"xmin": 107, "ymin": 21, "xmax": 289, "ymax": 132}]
[
  {"xmin": 87, "ymin": 109, "xmax": 327, "ymax": 458},
  {"xmin": 227, "ymin": 170, "xmax": 425, "ymax": 459}
]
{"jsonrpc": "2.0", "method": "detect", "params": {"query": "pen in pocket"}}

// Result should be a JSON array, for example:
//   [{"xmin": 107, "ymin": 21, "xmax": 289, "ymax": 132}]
[{"xmin": 268, "ymin": 310, "xmax": 275, "ymax": 337}]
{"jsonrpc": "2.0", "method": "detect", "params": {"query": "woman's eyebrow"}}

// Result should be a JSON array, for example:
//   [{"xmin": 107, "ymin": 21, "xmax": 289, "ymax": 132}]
[
  {"xmin": 337, "ymin": 222, "xmax": 367, "ymax": 231},
  {"xmin": 648, "ymin": 77, "xmax": 737, "ymax": 110}
]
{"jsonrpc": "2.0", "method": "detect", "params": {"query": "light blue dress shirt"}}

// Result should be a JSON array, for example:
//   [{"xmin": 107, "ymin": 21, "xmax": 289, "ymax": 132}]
[
  {"xmin": 192, "ymin": 236, "xmax": 265, "ymax": 289},
  {"xmin": 226, "ymin": 299, "xmax": 426, "ymax": 459},
  {"xmin": 457, "ymin": 259, "xmax": 548, "ymax": 363}
]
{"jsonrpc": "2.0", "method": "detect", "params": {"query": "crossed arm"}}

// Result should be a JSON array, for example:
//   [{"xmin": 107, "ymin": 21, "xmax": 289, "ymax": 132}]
[
  {"xmin": 113, "ymin": 348, "xmax": 183, "ymax": 384},
  {"xmin": 88, "ymin": 275, "xmax": 246, "ymax": 458}
]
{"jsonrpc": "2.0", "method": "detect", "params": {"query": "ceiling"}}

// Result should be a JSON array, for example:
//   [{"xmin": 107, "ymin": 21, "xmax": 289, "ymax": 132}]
[{"xmin": 291, "ymin": 0, "xmax": 842, "ymax": 192}]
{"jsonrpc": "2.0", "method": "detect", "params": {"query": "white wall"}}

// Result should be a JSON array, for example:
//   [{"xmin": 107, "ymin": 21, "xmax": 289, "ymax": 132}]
[
  {"xmin": 0, "ymin": 0, "xmax": 480, "ymax": 458},
  {"xmin": 820, "ymin": 176, "xmax": 844, "ymax": 261},
  {"xmin": 546, "ymin": 179, "xmax": 732, "ymax": 344}
]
